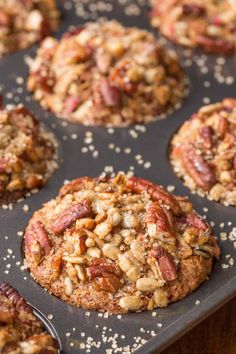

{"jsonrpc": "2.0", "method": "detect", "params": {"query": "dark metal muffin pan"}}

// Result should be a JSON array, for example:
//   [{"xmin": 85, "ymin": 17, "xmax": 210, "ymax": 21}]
[
  {"xmin": 33, "ymin": 306, "xmax": 62, "ymax": 353},
  {"xmin": 0, "ymin": 1, "xmax": 235, "ymax": 353}
]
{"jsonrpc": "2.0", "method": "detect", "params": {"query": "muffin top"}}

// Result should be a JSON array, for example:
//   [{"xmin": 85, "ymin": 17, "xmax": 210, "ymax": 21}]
[
  {"xmin": 170, "ymin": 98, "xmax": 236, "ymax": 206},
  {"xmin": 151, "ymin": 0, "xmax": 236, "ymax": 55},
  {"xmin": 0, "ymin": 0, "xmax": 59, "ymax": 56},
  {"xmin": 0, "ymin": 103, "xmax": 58, "ymax": 204},
  {"xmin": 0, "ymin": 283, "xmax": 58, "ymax": 353},
  {"xmin": 24, "ymin": 174, "xmax": 219, "ymax": 313},
  {"xmin": 27, "ymin": 20, "xmax": 186, "ymax": 126}
]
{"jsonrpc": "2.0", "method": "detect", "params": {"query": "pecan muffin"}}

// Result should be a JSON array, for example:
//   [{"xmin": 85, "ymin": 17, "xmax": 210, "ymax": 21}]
[
  {"xmin": 0, "ymin": 0, "xmax": 59, "ymax": 57},
  {"xmin": 0, "ymin": 283, "xmax": 59, "ymax": 353},
  {"xmin": 24, "ymin": 174, "xmax": 220, "ymax": 314},
  {"xmin": 151, "ymin": 0, "xmax": 236, "ymax": 55},
  {"xmin": 27, "ymin": 20, "xmax": 186, "ymax": 126},
  {"xmin": 0, "ymin": 103, "xmax": 58, "ymax": 204},
  {"xmin": 170, "ymin": 98, "xmax": 236, "ymax": 206}
]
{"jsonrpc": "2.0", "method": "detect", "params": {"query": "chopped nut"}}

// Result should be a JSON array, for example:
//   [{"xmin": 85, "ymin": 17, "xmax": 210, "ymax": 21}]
[
  {"xmin": 154, "ymin": 289, "xmax": 169, "ymax": 307},
  {"xmin": 64, "ymin": 277, "xmax": 74, "ymax": 296},
  {"xmin": 136, "ymin": 278, "xmax": 160, "ymax": 292},
  {"xmin": 119, "ymin": 295, "xmax": 143, "ymax": 311},
  {"xmin": 86, "ymin": 247, "xmax": 101, "ymax": 258},
  {"xmin": 102, "ymin": 243, "xmax": 120, "ymax": 260}
]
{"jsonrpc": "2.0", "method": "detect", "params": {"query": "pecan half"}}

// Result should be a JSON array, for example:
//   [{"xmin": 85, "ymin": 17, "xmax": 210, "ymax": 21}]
[
  {"xmin": 25, "ymin": 221, "xmax": 52, "ymax": 255},
  {"xmin": 0, "ymin": 283, "xmax": 31, "ymax": 313},
  {"xmin": 126, "ymin": 177, "xmax": 181, "ymax": 215},
  {"xmin": 52, "ymin": 200, "xmax": 91, "ymax": 235},
  {"xmin": 145, "ymin": 202, "xmax": 174, "ymax": 235},
  {"xmin": 150, "ymin": 246, "xmax": 177, "ymax": 281},
  {"xmin": 181, "ymin": 146, "xmax": 216, "ymax": 191}
]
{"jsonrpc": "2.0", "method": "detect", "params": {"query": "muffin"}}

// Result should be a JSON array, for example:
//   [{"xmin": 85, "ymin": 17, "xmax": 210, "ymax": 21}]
[
  {"xmin": 0, "ymin": 0, "xmax": 59, "ymax": 57},
  {"xmin": 151, "ymin": 0, "xmax": 236, "ymax": 55},
  {"xmin": 24, "ymin": 174, "xmax": 220, "ymax": 314},
  {"xmin": 27, "ymin": 20, "xmax": 187, "ymax": 126},
  {"xmin": 0, "ymin": 282, "xmax": 59, "ymax": 353},
  {"xmin": 170, "ymin": 98, "xmax": 236, "ymax": 206},
  {"xmin": 0, "ymin": 103, "xmax": 58, "ymax": 204}
]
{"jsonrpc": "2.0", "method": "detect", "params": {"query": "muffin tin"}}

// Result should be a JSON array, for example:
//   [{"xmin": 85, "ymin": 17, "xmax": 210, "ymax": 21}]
[
  {"xmin": 33, "ymin": 306, "xmax": 62, "ymax": 353},
  {"xmin": 0, "ymin": 0, "xmax": 235, "ymax": 353}
]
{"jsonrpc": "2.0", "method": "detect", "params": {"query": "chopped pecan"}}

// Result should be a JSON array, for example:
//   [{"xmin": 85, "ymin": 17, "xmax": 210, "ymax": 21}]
[
  {"xmin": 39, "ymin": 18, "xmax": 52, "ymax": 40},
  {"xmin": 0, "ymin": 283, "xmax": 31, "ymax": 313},
  {"xmin": 62, "ymin": 27, "xmax": 84, "ymax": 39},
  {"xmin": 25, "ymin": 174, "xmax": 43, "ymax": 189},
  {"xmin": 10, "ymin": 106, "xmax": 39, "ymax": 137},
  {"xmin": 110, "ymin": 60, "xmax": 137, "ymax": 93},
  {"xmin": 52, "ymin": 200, "xmax": 91, "ymax": 235},
  {"xmin": 94, "ymin": 272, "xmax": 121, "ymax": 293},
  {"xmin": 25, "ymin": 221, "xmax": 52, "ymax": 255},
  {"xmin": 233, "ymin": 155, "xmax": 236, "ymax": 170},
  {"xmin": 181, "ymin": 146, "xmax": 216, "ymax": 191},
  {"xmin": 150, "ymin": 246, "xmax": 177, "ymax": 281},
  {"xmin": 88, "ymin": 258, "xmax": 121, "ymax": 292},
  {"xmin": 196, "ymin": 36, "xmax": 234, "ymax": 55},
  {"xmin": 59, "ymin": 177, "xmax": 94, "ymax": 197},
  {"xmin": 64, "ymin": 96, "xmax": 81, "ymax": 114},
  {"xmin": 0, "ymin": 10, "xmax": 10, "ymax": 27},
  {"xmin": 32, "ymin": 66, "xmax": 55, "ymax": 93},
  {"xmin": 79, "ymin": 236, "xmax": 86, "ymax": 254},
  {"xmin": 95, "ymin": 50, "xmax": 112, "ymax": 74},
  {"xmin": 100, "ymin": 79, "xmax": 121, "ymax": 107},
  {"xmin": 223, "ymin": 98, "xmax": 236, "ymax": 110},
  {"xmin": 184, "ymin": 212, "xmax": 209, "ymax": 231},
  {"xmin": 182, "ymin": 4, "xmax": 206, "ymax": 17},
  {"xmin": 199, "ymin": 126, "xmax": 213, "ymax": 148},
  {"xmin": 0, "ymin": 158, "xmax": 9, "ymax": 173},
  {"xmin": 87, "ymin": 261, "xmax": 121, "ymax": 280},
  {"xmin": 51, "ymin": 255, "xmax": 62, "ymax": 279},
  {"xmin": 126, "ymin": 177, "xmax": 181, "ymax": 215},
  {"xmin": 217, "ymin": 116, "xmax": 229, "ymax": 137}
]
